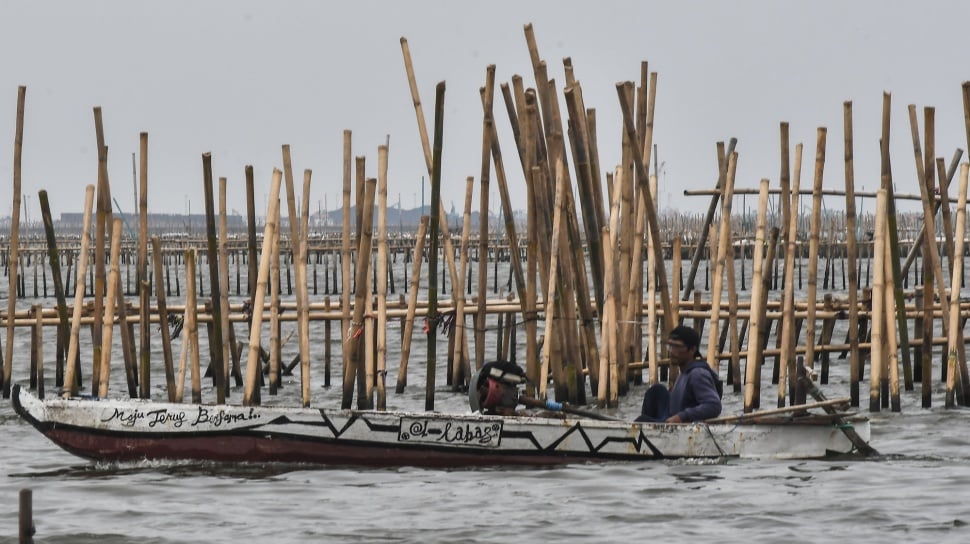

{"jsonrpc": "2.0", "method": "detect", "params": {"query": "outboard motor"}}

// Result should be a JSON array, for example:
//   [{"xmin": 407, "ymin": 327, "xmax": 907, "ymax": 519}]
[{"xmin": 469, "ymin": 361, "xmax": 528, "ymax": 415}]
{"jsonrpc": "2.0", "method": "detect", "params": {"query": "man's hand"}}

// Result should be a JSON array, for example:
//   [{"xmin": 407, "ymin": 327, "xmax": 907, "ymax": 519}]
[{"xmin": 665, "ymin": 413, "xmax": 683, "ymax": 424}]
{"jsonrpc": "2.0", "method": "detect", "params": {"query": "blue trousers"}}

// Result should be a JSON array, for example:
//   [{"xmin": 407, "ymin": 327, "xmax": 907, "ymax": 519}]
[{"xmin": 635, "ymin": 383, "xmax": 670, "ymax": 422}]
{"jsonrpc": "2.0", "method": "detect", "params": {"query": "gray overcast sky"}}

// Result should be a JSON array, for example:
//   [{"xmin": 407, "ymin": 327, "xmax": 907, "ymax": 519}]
[{"xmin": 2, "ymin": 0, "xmax": 968, "ymax": 220}]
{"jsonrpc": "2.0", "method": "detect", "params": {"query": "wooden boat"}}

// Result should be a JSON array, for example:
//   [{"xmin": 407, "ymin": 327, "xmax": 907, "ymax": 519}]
[{"xmin": 11, "ymin": 384, "xmax": 872, "ymax": 467}]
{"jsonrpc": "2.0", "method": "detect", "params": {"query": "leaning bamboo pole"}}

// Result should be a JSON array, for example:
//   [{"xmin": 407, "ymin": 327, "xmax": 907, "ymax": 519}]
[
  {"xmin": 907, "ymin": 108, "xmax": 958, "ymax": 354},
  {"xmin": 3, "ymin": 86, "xmax": 25, "ymax": 398},
  {"xmin": 346, "ymin": 177, "xmax": 378, "ymax": 409},
  {"xmin": 707, "ymin": 152, "xmax": 737, "ymax": 373},
  {"xmin": 97, "ymin": 219, "xmax": 123, "ymax": 398},
  {"xmin": 282, "ymin": 145, "xmax": 310, "ymax": 405},
  {"xmin": 540, "ymin": 160, "xmax": 567, "ymax": 400},
  {"xmin": 901, "ymin": 151, "xmax": 960, "ymax": 279},
  {"xmin": 399, "ymin": 38, "xmax": 466, "ymax": 320},
  {"xmin": 933, "ymin": 157, "xmax": 970, "ymax": 404},
  {"xmin": 644, "ymin": 178, "xmax": 657, "ymax": 385},
  {"xmin": 683, "ymin": 139, "xmax": 738, "ymax": 302},
  {"xmin": 244, "ymin": 169, "xmax": 283, "ymax": 406},
  {"xmin": 946, "ymin": 164, "xmax": 969, "ymax": 408},
  {"xmin": 37, "ymin": 191, "xmax": 70, "ymax": 389},
  {"xmin": 151, "ymin": 237, "xmax": 177, "ymax": 401},
  {"xmin": 804, "ymin": 128, "xmax": 826, "ymax": 375},
  {"xmin": 138, "ymin": 132, "xmax": 150, "ymax": 399},
  {"xmin": 396, "ymin": 216, "xmax": 429, "ymax": 393},
  {"xmin": 62, "ymin": 185, "xmax": 95, "ymax": 397},
  {"xmin": 616, "ymin": 80, "xmax": 673, "ymax": 341}
]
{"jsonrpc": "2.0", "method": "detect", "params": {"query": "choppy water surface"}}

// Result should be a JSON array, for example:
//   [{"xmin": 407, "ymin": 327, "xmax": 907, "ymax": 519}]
[{"xmin": 2, "ymin": 258, "xmax": 970, "ymax": 543}]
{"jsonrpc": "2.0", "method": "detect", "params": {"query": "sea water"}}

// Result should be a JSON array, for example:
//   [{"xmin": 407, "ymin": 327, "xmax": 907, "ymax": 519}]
[{"xmin": 1, "ymin": 255, "xmax": 969, "ymax": 543}]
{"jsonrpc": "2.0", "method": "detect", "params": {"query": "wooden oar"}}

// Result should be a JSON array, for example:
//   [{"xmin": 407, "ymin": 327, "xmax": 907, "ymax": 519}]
[
  {"xmin": 798, "ymin": 367, "xmax": 880, "ymax": 456},
  {"xmin": 707, "ymin": 398, "xmax": 851, "ymax": 424},
  {"xmin": 517, "ymin": 396, "xmax": 622, "ymax": 421}
]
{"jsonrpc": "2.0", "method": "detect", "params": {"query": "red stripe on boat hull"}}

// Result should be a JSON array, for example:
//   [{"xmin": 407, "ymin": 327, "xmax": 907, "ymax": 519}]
[{"xmin": 41, "ymin": 427, "xmax": 598, "ymax": 468}]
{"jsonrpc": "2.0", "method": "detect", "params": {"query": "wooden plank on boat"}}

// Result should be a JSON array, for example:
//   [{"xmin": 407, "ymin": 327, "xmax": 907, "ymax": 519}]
[{"xmin": 707, "ymin": 398, "xmax": 850, "ymax": 424}]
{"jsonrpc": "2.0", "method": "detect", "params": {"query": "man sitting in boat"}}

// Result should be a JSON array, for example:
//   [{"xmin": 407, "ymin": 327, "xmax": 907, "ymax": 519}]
[
  {"xmin": 470, "ymin": 361, "xmax": 529, "ymax": 416},
  {"xmin": 636, "ymin": 325, "xmax": 722, "ymax": 423}
]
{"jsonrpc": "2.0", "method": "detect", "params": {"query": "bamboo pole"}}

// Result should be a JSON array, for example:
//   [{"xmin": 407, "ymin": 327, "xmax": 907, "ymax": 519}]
[
  {"xmin": 269, "ymin": 205, "xmax": 281, "ymax": 396},
  {"xmin": 597, "ymin": 228, "xmax": 614, "ymax": 406},
  {"xmin": 707, "ymin": 152, "xmax": 737, "ymax": 373},
  {"xmin": 946, "ymin": 164, "xmax": 969, "ymax": 408},
  {"xmin": 92, "ymin": 107, "xmax": 111, "ymax": 393},
  {"xmin": 843, "ymin": 102, "xmax": 863, "ymax": 407},
  {"xmin": 907, "ymin": 107, "xmax": 956, "ymax": 359},
  {"xmin": 218, "ymin": 177, "xmax": 232, "ymax": 397},
  {"xmin": 645, "ymin": 177, "xmax": 658, "ymax": 385},
  {"xmin": 340, "ymin": 131, "xmax": 353, "ymax": 408},
  {"xmin": 37, "ymin": 191, "xmax": 70, "ymax": 389},
  {"xmin": 113, "ymin": 229, "xmax": 137, "ymax": 398},
  {"xmin": 726, "ymin": 222, "xmax": 740, "ymax": 392},
  {"xmin": 870, "ymin": 189, "xmax": 887, "ymax": 412},
  {"xmin": 346, "ymin": 178, "xmax": 378, "ymax": 409},
  {"xmin": 281, "ymin": 146, "xmax": 310, "ymax": 405},
  {"xmin": 19, "ymin": 488, "xmax": 33, "ymax": 543},
  {"xmin": 476, "ymin": 74, "xmax": 492, "ymax": 373},
  {"xmin": 682, "ymin": 139, "xmax": 738, "ymax": 302},
  {"xmin": 62, "ymin": 185, "xmax": 95, "ymax": 397},
  {"xmin": 540, "ymin": 160, "xmax": 567, "ymax": 400},
  {"xmin": 744, "ymin": 179, "xmax": 771, "ymax": 411},
  {"xmin": 299, "ymin": 167, "xmax": 314, "ymax": 404},
  {"xmin": 201, "ymin": 153, "xmax": 226, "ymax": 403},
  {"xmin": 932, "ymin": 157, "xmax": 969, "ymax": 403},
  {"xmin": 805, "ymin": 128, "xmax": 826, "ymax": 373},
  {"xmin": 175, "ymin": 303, "xmax": 189, "ymax": 403},
  {"xmin": 399, "ymin": 38, "xmax": 465, "ymax": 316},
  {"xmin": 779, "ymin": 140, "xmax": 802, "ymax": 407},
  {"xmin": 376, "ymin": 146, "xmax": 389, "ymax": 409},
  {"xmin": 882, "ymin": 223, "xmax": 901, "ymax": 411},
  {"xmin": 152, "ymin": 237, "xmax": 177, "ymax": 401},
  {"xmin": 425, "ymin": 81, "xmax": 446, "ymax": 412},
  {"xmin": 452, "ymin": 176, "xmax": 474, "ymax": 391},
  {"xmin": 185, "ymin": 250, "xmax": 202, "ymax": 404},
  {"xmin": 33, "ymin": 305, "xmax": 43, "ymax": 398},
  {"xmin": 880, "ymin": 93, "xmax": 913, "ymax": 394},
  {"xmin": 901, "ymin": 150, "xmax": 961, "ymax": 278},
  {"xmin": 245, "ymin": 165, "xmax": 258, "ymax": 297},
  {"xmin": 396, "ymin": 216, "xmax": 428, "ymax": 393},
  {"xmin": 138, "ymin": 132, "xmax": 150, "ymax": 398},
  {"xmin": 243, "ymin": 169, "xmax": 283, "ymax": 406},
  {"xmin": 98, "ymin": 219, "xmax": 123, "ymax": 398},
  {"xmin": 616, "ymin": 81, "xmax": 674, "ymax": 340},
  {"xmin": 3, "ymin": 86, "xmax": 25, "ymax": 398}
]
